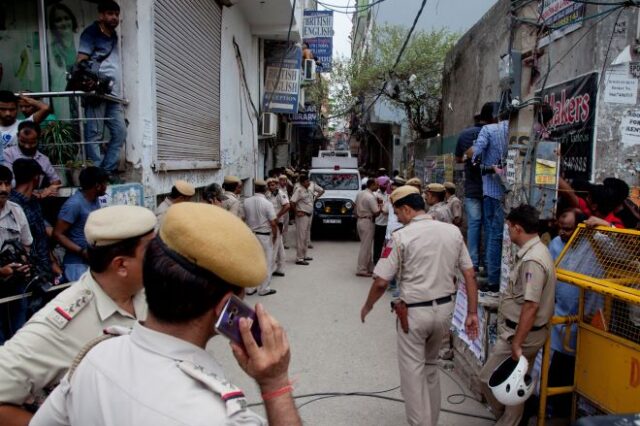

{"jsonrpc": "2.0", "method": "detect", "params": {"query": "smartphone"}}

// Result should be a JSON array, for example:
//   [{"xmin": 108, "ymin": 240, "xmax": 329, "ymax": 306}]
[{"xmin": 215, "ymin": 295, "xmax": 262, "ymax": 347}]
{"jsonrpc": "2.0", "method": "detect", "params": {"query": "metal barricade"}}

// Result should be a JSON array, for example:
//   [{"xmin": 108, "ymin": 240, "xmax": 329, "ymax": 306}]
[
  {"xmin": 538, "ymin": 224, "xmax": 640, "ymax": 424},
  {"xmin": 15, "ymin": 91, "xmax": 127, "ymax": 165}
]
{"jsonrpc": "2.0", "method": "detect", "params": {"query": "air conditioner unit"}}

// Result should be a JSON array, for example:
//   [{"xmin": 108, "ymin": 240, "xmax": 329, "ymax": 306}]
[
  {"xmin": 303, "ymin": 59, "xmax": 316, "ymax": 81},
  {"xmin": 261, "ymin": 113, "xmax": 278, "ymax": 137}
]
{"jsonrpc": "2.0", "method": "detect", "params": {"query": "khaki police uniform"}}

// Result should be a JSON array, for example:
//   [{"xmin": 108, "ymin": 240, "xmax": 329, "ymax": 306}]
[
  {"xmin": 428, "ymin": 201, "xmax": 452, "ymax": 224},
  {"xmin": 267, "ymin": 188, "xmax": 289, "ymax": 275},
  {"xmin": 355, "ymin": 189, "xmax": 379, "ymax": 274},
  {"xmin": 278, "ymin": 177, "xmax": 292, "ymax": 247},
  {"xmin": 0, "ymin": 205, "xmax": 154, "ymax": 408},
  {"xmin": 244, "ymin": 191, "xmax": 277, "ymax": 295},
  {"xmin": 374, "ymin": 214, "xmax": 473, "ymax": 426},
  {"xmin": 290, "ymin": 185, "xmax": 313, "ymax": 261},
  {"xmin": 479, "ymin": 236, "xmax": 556, "ymax": 426},
  {"xmin": 447, "ymin": 195, "xmax": 463, "ymax": 225},
  {"xmin": 31, "ymin": 203, "xmax": 269, "ymax": 426},
  {"xmin": 0, "ymin": 271, "xmax": 147, "ymax": 407},
  {"xmin": 222, "ymin": 192, "xmax": 245, "ymax": 219}
]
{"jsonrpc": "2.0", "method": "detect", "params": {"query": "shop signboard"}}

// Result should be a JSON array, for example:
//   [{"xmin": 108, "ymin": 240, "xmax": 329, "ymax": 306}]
[
  {"xmin": 303, "ymin": 10, "xmax": 334, "ymax": 72},
  {"xmin": 263, "ymin": 41, "xmax": 302, "ymax": 114},
  {"xmin": 539, "ymin": 0, "xmax": 586, "ymax": 47},
  {"xmin": 538, "ymin": 72, "xmax": 598, "ymax": 181}
]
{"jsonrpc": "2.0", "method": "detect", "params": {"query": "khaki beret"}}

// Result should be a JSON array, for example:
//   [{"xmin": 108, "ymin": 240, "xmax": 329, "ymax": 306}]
[
  {"xmin": 390, "ymin": 186, "xmax": 420, "ymax": 204},
  {"xmin": 426, "ymin": 183, "xmax": 446, "ymax": 193},
  {"xmin": 406, "ymin": 177, "xmax": 423, "ymax": 188},
  {"xmin": 393, "ymin": 177, "xmax": 406, "ymax": 186},
  {"xmin": 278, "ymin": 174, "xmax": 288, "ymax": 180},
  {"xmin": 255, "ymin": 179, "xmax": 267, "ymax": 187},
  {"xmin": 160, "ymin": 203, "xmax": 267, "ymax": 288},
  {"xmin": 174, "ymin": 180, "xmax": 195, "ymax": 197},
  {"xmin": 266, "ymin": 178, "xmax": 277, "ymax": 185},
  {"xmin": 85, "ymin": 205, "xmax": 157, "ymax": 247},
  {"xmin": 444, "ymin": 182, "xmax": 456, "ymax": 190},
  {"xmin": 224, "ymin": 175, "xmax": 241, "ymax": 184}
]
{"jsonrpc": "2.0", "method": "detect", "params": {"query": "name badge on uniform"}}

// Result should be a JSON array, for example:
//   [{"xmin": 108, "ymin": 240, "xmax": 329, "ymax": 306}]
[{"xmin": 46, "ymin": 289, "xmax": 94, "ymax": 329}]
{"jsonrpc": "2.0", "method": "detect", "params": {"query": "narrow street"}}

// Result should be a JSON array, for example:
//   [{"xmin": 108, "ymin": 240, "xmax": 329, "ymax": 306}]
[{"xmin": 208, "ymin": 227, "xmax": 495, "ymax": 426}]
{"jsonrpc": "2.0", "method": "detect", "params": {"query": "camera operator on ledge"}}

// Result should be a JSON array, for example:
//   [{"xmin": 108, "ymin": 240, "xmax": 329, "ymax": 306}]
[
  {"xmin": 76, "ymin": 1, "xmax": 125, "ymax": 181},
  {"xmin": 468, "ymin": 108, "xmax": 510, "ymax": 295},
  {"xmin": 0, "ymin": 165, "xmax": 32, "ymax": 344}
]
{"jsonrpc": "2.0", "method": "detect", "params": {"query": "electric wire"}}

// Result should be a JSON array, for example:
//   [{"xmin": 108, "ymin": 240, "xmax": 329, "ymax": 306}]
[{"xmin": 245, "ymin": 368, "xmax": 495, "ymax": 421}]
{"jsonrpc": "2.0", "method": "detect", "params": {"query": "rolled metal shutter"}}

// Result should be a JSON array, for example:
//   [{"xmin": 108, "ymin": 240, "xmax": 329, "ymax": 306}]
[{"xmin": 154, "ymin": 0, "xmax": 221, "ymax": 169}]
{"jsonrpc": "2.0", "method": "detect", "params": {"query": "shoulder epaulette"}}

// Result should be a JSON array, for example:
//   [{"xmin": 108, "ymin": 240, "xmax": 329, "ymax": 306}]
[{"xmin": 46, "ymin": 288, "xmax": 94, "ymax": 330}]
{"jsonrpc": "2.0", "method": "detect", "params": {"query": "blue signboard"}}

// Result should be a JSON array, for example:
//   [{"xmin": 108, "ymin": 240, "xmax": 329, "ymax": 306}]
[
  {"xmin": 290, "ymin": 106, "xmax": 318, "ymax": 127},
  {"xmin": 303, "ymin": 10, "xmax": 333, "ymax": 73},
  {"xmin": 263, "ymin": 41, "xmax": 302, "ymax": 114}
]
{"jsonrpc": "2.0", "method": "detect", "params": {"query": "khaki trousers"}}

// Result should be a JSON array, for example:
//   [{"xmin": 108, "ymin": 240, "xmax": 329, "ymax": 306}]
[
  {"xmin": 356, "ymin": 218, "xmax": 375, "ymax": 274},
  {"xmin": 255, "ymin": 234, "xmax": 273, "ymax": 294},
  {"xmin": 282, "ymin": 219, "xmax": 289, "ymax": 247},
  {"xmin": 273, "ymin": 228, "xmax": 285, "ymax": 273},
  {"xmin": 397, "ymin": 301, "xmax": 454, "ymax": 426},
  {"xmin": 306, "ymin": 211, "xmax": 313, "ymax": 245},
  {"xmin": 479, "ymin": 323, "xmax": 548, "ymax": 426},
  {"xmin": 295, "ymin": 214, "xmax": 311, "ymax": 260}
]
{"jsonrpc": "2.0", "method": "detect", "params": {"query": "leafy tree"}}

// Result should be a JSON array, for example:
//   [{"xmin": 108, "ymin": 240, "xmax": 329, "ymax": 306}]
[{"xmin": 332, "ymin": 24, "xmax": 458, "ymax": 139}]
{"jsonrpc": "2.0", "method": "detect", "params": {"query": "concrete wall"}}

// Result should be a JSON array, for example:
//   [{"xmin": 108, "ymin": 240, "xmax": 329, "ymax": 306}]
[
  {"xmin": 120, "ymin": 1, "xmax": 263, "ymax": 208},
  {"xmin": 442, "ymin": 1, "xmax": 640, "ymax": 189},
  {"xmin": 441, "ymin": 0, "xmax": 510, "ymax": 144}
]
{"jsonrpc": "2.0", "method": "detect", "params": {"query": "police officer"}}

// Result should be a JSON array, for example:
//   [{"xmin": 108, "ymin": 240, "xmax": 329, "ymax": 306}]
[
  {"xmin": 266, "ymin": 178, "xmax": 290, "ymax": 277},
  {"xmin": 290, "ymin": 175, "xmax": 314, "ymax": 265},
  {"xmin": 31, "ymin": 203, "xmax": 302, "ymax": 426},
  {"xmin": 479, "ymin": 204, "xmax": 556, "ymax": 426},
  {"xmin": 222, "ymin": 176, "xmax": 245, "ymax": 219},
  {"xmin": 360, "ymin": 186, "xmax": 479, "ymax": 426},
  {"xmin": 0, "ymin": 205, "xmax": 156, "ymax": 426},
  {"xmin": 155, "ymin": 180, "xmax": 195, "ymax": 224},
  {"xmin": 355, "ymin": 178, "xmax": 380, "ymax": 277},
  {"xmin": 444, "ymin": 182, "xmax": 463, "ymax": 227},
  {"xmin": 424, "ymin": 183, "xmax": 452, "ymax": 223},
  {"xmin": 244, "ymin": 180, "xmax": 278, "ymax": 297}
]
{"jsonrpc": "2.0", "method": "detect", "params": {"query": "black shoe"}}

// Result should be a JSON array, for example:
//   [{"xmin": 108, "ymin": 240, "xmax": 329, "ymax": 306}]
[
  {"xmin": 303, "ymin": 257, "xmax": 313, "ymax": 261},
  {"xmin": 272, "ymin": 271, "xmax": 285, "ymax": 277},
  {"xmin": 296, "ymin": 260, "xmax": 310, "ymax": 265},
  {"xmin": 259, "ymin": 289, "xmax": 277, "ymax": 296},
  {"xmin": 245, "ymin": 289, "xmax": 257, "ymax": 296}
]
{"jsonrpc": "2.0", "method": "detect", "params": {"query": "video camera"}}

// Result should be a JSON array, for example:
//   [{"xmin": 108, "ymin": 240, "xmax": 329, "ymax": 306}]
[
  {"xmin": 66, "ymin": 60, "xmax": 115, "ymax": 95},
  {"xmin": 0, "ymin": 240, "xmax": 52, "ymax": 308}
]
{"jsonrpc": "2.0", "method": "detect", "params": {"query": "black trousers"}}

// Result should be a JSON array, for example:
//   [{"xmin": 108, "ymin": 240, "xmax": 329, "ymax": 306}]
[{"xmin": 373, "ymin": 225, "xmax": 386, "ymax": 266}]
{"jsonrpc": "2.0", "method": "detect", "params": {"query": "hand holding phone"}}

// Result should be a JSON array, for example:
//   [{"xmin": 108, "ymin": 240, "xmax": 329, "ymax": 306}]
[{"xmin": 215, "ymin": 295, "xmax": 262, "ymax": 347}]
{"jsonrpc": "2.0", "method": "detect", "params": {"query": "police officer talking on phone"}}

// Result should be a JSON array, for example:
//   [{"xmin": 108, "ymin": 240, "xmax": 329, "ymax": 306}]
[
  {"xmin": 360, "ymin": 185, "xmax": 479, "ymax": 426},
  {"xmin": 31, "ymin": 203, "xmax": 302, "ymax": 426}
]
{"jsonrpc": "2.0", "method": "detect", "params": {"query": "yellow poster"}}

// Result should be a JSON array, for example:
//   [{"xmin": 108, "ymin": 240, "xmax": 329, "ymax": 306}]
[{"xmin": 535, "ymin": 159, "xmax": 557, "ymax": 185}]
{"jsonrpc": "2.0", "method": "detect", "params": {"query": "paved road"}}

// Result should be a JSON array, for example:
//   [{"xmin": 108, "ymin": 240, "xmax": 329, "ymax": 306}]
[{"xmin": 208, "ymin": 228, "xmax": 495, "ymax": 425}]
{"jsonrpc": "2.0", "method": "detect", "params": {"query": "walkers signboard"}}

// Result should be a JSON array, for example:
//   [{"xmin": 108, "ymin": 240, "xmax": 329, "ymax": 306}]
[{"xmin": 538, "ymin": 72, "xmax": 598, "ymax": 181}]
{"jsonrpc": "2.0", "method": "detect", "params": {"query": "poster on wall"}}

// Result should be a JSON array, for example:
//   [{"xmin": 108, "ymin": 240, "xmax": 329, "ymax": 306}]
[
  {"xmin": 538, "ymin": 72, "xmax": 598, "ymax": 181},
  {"xmin": 538, "ymin": 0, "xmax": 586, "ymax": 47},
  {"xmin": 303, "ymin": 10, "xmax": 333, "ymax": 72},
  {"xmin": 263, "ymin": 41, "xmax": 302, "ymax": 114}
]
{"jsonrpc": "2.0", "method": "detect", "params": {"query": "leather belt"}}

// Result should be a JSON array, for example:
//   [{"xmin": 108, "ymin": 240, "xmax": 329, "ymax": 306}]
[
  {"xmin": 358, "ymin": 216, "xmax": 373, "ymax": 220},
  {"xmin": 406, "ymin": 295, "xmax": 452, "ymax": 308},
  {"xmin": 505, "ymin": 318, "xmax": 547, "ymax": 331},
  {"xmin": 254, "ymin": 232, "xmax": 271, "ymax": 236}
]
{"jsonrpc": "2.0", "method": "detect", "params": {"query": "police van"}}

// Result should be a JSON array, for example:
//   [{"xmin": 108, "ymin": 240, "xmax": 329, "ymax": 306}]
[{"xmin": 309, "ymin": 153, "xmax": 360, "ymax": 235}]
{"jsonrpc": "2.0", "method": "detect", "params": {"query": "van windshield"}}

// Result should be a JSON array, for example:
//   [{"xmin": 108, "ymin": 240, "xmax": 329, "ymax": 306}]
[{"xmin": 310, "ymin": 173, "xmax": 359, "ymax": 190}]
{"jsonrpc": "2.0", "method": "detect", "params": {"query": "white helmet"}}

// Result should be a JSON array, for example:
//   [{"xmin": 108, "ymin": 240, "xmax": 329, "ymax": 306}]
[{"xmin": 488, "ymin": 356, "xmax": 535, "ymax": 406}]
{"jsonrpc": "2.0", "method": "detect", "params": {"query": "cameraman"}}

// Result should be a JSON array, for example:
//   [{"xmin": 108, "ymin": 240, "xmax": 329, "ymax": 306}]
[
  {"xmin": 76, "ymin": 1, "xmax": 124, "ymax": 180},
  {"xmin": 470, "ymin": 110, "xmax": 510, "ymax": 294},
  {"xmin": 0, "ymin": 165, "xmax": 33, "ymax": 344}
]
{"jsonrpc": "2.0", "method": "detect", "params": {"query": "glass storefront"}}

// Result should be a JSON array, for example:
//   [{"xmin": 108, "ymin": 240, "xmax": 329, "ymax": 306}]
[{"xmin": 0, "ymin": 0, "xmax": 110, "ymax": 120}]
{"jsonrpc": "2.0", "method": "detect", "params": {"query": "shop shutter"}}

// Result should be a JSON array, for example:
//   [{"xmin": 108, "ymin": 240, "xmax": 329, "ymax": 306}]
[{"xmin": 153, "ymin": 0, "xmax": 221, "ymax": 169}]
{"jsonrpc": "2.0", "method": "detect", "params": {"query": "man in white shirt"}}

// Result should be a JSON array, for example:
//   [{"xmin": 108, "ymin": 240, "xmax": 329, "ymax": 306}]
[
  {"xmin": 243, "ymin": 180, "xmax": 278, "ymax": 296},
  {"xmin": 0, "ymin": 91, "xmax": 50, "ymax": 151}
]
